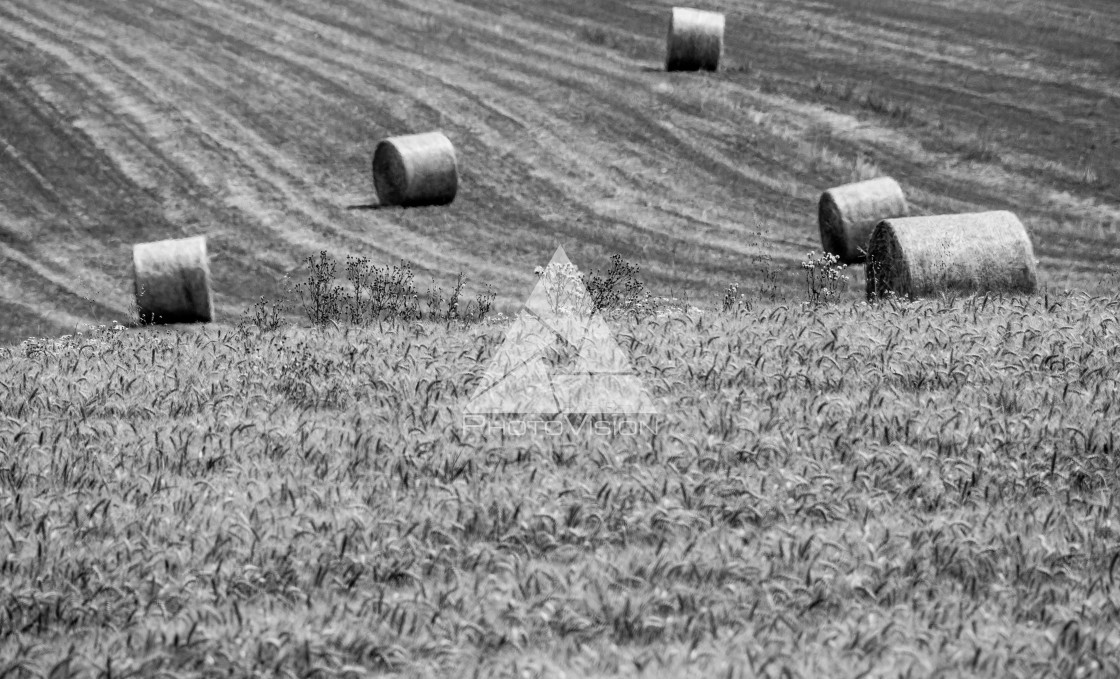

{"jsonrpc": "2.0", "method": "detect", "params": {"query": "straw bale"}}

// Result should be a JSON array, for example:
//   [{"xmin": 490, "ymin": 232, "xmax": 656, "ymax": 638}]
[
  {"xmin": 666, "ymin": 8, "xmax": 724, "ymax": 72},
  {"xmin": 866, "ymin": 211, "xmax": 1039, "ymax": 300},
  {"xmin": 819, "ymin": 176, "xmax": 908, "ymax": 264},
  {"xmin": 133, "ymin": 235, "xmax": 213, "ymax": 324},
  {"xmin": 372, "ymin": 131, "xmax": 458, "ymax": 207}
]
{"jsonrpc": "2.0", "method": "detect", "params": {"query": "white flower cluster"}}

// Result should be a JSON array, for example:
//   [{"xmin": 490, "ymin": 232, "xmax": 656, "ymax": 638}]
[
  {"xmin": 19, "ymin": 322, "xmax": 127, "ymax": 358},
  {"xmin": 537, "ymin": 262, "xmax": 590, "ymax": 316},
  {"xmin": 800, "ymin": 251, "xmax": 845, "ymax": 279},
  {"xmin": 800, "ymin": 251, "xmax": 849, "ymax": 305}
]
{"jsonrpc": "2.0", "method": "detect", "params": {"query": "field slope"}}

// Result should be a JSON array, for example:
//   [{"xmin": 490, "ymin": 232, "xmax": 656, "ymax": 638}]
[{"xmin": 0, "ymin": 0, "xmax": 1118, "ymax": 342}]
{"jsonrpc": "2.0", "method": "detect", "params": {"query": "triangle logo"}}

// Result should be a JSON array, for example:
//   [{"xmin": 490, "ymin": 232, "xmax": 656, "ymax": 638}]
[{"xmin": 465, "ymin": 246, "xmax": 657, "ymax": 416}]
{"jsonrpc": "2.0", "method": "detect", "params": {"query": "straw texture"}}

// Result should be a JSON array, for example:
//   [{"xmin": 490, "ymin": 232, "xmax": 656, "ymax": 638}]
[
  {"xmin": 819, "ymin": 177, "xmax": 908, "ymax": 264},
  {"xmin": 372, "ymin": 131, "xmax": 458, "ymax": 207},
  {"xmin": 133, "ymin": 235, "xmax": 213, "ymax": 324},
  {"xmin": 866, "ymin": 211, "xmax": 1039, "ymax": 300},
  {"xmin": 666, "ymin": 8, "xmax": 724, "ymax": 72}
]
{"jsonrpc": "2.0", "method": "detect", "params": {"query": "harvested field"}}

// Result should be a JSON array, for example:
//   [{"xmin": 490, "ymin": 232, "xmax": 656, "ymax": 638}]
[{"xmin": 0, "ymin": 0, "xmax": 1115, "ymax": 340}]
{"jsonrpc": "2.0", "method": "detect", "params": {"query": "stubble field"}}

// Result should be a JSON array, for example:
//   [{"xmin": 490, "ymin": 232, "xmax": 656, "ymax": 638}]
[{"xmin": 0, "ymin": 0, "xmax": 1117, "ymax": 342}]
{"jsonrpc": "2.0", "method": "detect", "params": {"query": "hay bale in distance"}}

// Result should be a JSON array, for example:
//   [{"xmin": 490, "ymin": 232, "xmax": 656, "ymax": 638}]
[
  {"xmin": 372, "ymin": 131, "xmax": 458, "ymax": 207},
  {"xmin": 666, "ymin": 7, "xmax": 725, "ymax": 72},
  {"xmin": 819, "ymin": 176, "xmax": 908, "ymax": 264},
  {"xmin": 866, "ymin": 211, "xmax": 1039, "ymax": 300},
  {"xmin": 133, "ymin": 235, "xmax": 213, "ymax": 325}
]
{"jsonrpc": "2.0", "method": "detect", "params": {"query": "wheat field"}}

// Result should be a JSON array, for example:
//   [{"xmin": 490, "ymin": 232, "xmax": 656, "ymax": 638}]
[{"xmin": 2, "ymin": 291, "xmax": 1120, "ymax": 676}]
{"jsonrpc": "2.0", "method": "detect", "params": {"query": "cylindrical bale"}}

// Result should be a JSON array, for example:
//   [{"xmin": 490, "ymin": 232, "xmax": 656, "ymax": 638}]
[
  {"xmin": 132, "ymin": 235, "xmax": 213, "ymax": 325},
  {"xmin": 865, "ymin": 211, "xmax": 1039, "ymax": 300},
  {"xmin": 666, "ymin": 7, "xmax": 725, "ymax": 72},
  {"xmin": 372, "ymin": 131, "xmax": 458, "ymax": 207},
  {"xmin": 819, "ymin": 176, "xmax": 908, "ymax": 264}
]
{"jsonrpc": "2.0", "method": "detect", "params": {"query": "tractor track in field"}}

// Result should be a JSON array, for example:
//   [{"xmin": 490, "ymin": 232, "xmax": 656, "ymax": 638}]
[{"xmin": 0, "ymin": 0, "xmax": 1117, "ymax": 341}]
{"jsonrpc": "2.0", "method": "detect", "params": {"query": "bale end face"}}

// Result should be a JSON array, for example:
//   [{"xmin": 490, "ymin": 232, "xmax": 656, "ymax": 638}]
[
  {"xmin": 372, "ymin": 141, "xmax": 408, "ymax": 207},
  {"xmin": 864, "ymin": 221, "xmax": 910, "ymax": 300},
  {"xmin": 372, "ymin": 131, "xmax": 458, "ymax": 208},
  {"xmin": 666, "ymin": 8, "xmax": 725, "ymax": 72},
  {"xmin": 132, "ymin": 236, "xmax": 213, "ymax": 325},
  {"xmin": 818, "ymin": 190, "xmax": 854, "ymax": 262}
]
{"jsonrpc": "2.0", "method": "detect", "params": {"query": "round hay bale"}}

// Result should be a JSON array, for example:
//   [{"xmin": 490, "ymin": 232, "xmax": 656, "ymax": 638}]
[
  {"xmin": 372, "ymin": 131, "xmax": 458, "ymax": 208},
  {"xmin": 132, "ymin": 235, "xmax": 213, "ymax": 325},
  {"xmin": 866, "ymin": 211, "xmax": 1039, "ymax": 300},
  {"xmin": 819, "ymin": 176, "xmax": 908, "ymax": 264},
  {"xmin": 666, "ymin": 7, "xmax": 725, "ymax": 72}
]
